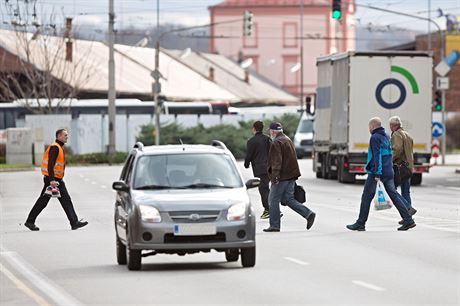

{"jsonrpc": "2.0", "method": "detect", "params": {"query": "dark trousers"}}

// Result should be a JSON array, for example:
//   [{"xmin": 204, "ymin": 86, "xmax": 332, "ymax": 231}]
[
  {"xmin": 26, "ymin": 176, "xmax": 78, "ymax": 226},
  {"xmin": 256, "ymin": 174, "xmax": 270, "ymax": 211},
  {"xmin": 357, "ymin": 175, "xmax": 413, "ymax": 226}
]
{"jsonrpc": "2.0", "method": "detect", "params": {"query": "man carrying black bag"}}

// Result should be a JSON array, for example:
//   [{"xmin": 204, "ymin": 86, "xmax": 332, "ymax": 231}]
[
  {"xmin": 263, "ymin": 122, "xmax": 316, "ymax": 232},
  {"xmin": 389, "ymin": 116, "xmax": 417, "ymax": 223}
]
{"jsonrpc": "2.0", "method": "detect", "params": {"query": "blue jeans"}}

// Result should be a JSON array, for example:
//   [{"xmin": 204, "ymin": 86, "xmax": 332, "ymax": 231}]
[
  {"xmin": 398, "ymin": 178, "xmax": 412, "ymax": 210},
  {"xmin": 268, "ymin": 180, "xmax": 313, "ymax": 229},
  {"xmin": 357, "ymin": 175, "xmax": 413, "ymax": 226}
]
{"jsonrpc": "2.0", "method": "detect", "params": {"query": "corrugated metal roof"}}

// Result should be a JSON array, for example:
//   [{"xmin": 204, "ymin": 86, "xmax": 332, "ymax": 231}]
[
  {"xmin": 165, "ymin": 49, "xmax": 298, "ymax": 104},
  {"xmin": 0, "ymin": 29, "xmax": 236, "ymax": 101}
]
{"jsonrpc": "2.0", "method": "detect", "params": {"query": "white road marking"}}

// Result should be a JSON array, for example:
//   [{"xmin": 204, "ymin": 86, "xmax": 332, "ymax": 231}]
[
  {"xmin": 0, "ymin": 263, "xmax": 51, "ymax": 306},
  {"xmin": 101, "ymin": 185, "xmax": 107, "ymax": 189},
  {"xmin": 446, "ymin": 178, "xmax": 460, "ymax": 182},
  {"xmin": 284, "ymin": 257, "xmax": 310, "ymax": 266},
  {"xmin": 352, "ymin": 280, "xmax": 385, "ymax": 291},
  {"xmin": 313, "ymin": 202, "xmax": 460, "ymax": 234},
  {"xmin": 84, "ymin": 178, "xmax": 89, "ymax": 182},
  {"xmin": 91, "ymin": 181, "xmax": 97, "ymax": 185},
  {"xmin": 0, "ymin": 247, "xmax": 83, "ymax": 306},
  {"xmin": 446, "ymin": 186, "xmax": 460, "ymax": 191}
]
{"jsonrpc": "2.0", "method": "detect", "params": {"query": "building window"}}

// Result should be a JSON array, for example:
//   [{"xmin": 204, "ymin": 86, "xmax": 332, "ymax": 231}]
[
  {"xmin": 283, "ymin": 22, "xmax": 298, "ymax": 48},
  {"xmin": 283, "ymin": 55, "xmax": 299, "ymax": 89},
  {"xmin": 243, "ymin": 23, "xmax": 258, "ymax": 48}
]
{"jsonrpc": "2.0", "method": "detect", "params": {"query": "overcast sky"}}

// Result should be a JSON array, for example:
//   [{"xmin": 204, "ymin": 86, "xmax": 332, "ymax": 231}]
[{"xmin": 1, "ymin": 0, "xmax": 459, "ymax": 32}]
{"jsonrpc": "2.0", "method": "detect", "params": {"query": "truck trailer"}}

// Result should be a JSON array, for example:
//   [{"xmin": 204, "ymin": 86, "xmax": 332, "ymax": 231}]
[{"xmin": 313, "ymin": 51, "xmax": 432, "ymax": 185}]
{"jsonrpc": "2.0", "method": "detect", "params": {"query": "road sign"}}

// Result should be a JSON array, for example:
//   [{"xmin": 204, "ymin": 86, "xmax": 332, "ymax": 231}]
[
  {"xmin": 432, "ymin": 122, "xmax": 444, "ymax": 138},
  {"xmin": 431, "ymin": 139, "xmax": 440, "ymax": 150},
  {"xmin": 436, "ymin": 77, "xmax": 449, "ymax": 90},
  {"xmin": 432, "ymin": 149, "xmax": 440, "ymax": 158}
]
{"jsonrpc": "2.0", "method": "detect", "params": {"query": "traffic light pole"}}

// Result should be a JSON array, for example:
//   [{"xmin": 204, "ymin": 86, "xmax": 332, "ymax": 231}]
[{"xmin": 441, "ymin": 89, "xmax": 446, "ymax": 165}]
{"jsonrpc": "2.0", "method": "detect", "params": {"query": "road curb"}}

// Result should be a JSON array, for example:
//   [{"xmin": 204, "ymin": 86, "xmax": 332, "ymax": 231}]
[{"xmin": 0, "ymin": 167, "xmax": 35, "ymax": 172}]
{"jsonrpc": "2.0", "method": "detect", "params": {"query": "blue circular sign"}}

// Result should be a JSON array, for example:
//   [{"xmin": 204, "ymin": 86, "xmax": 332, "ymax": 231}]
[
  {"xmin": 375, "ymin": 78, "xmax": 407, "ymax": 109},
  {"xmin": 432, "ymin": 122, "xmax": 444, "ymax": 138}
]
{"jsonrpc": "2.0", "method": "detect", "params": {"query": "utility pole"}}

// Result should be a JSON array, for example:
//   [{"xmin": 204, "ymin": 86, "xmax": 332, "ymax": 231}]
[
  {"xmin": 153, "ymin": 0, "xmax": 161, "ymax": 146},
  {"xmin": 108, "ymin": 0, "xmax": 116, "ymax": 158},
  {"xmin": 300, "ymin": 0, "xmax": 304, "ymax": 112},
  {"xmin": 428, "ymin": 0, "xmax": 431, "ymax": 50}
]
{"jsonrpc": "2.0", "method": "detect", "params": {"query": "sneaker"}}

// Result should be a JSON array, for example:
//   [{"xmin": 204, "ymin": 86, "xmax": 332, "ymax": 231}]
[
  {"xmin": 71, "ymin": 220, "xmax": 88, "ymax": 230},
  {"xmin": 24, "ymin": 222, "xmax": 39, "ymax": 231},
  {"xmin": 260, "ymin": 210, "xmax": 269, "ymax": 219},
  {"xmin": 306, "ymin": 212, "xmax": 316, "ymax": 230},
  {"xmin": 346, "ymin": 223, "xmax": 366, "ymax": 231},
  {"xmin": 398, "ymin": 222, "xmax": 416, "ymax": 231},
  {"xmin": 263, "ymin": 227, "xmax": 280, "ymax": 232}
]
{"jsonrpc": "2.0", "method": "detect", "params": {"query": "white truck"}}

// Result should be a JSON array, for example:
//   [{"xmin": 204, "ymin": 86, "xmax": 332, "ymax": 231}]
[{"xmin": 313, "ymin": 51, "xmax": 432, "ymax": 185}]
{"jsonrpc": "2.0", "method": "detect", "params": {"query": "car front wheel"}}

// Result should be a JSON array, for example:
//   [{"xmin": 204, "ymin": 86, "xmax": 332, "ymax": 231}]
[
  {"xmin": 116, "ymin": 237, "xmax": 127, "ymax": 265},
  {"xmin": 127, "ymin": 246, "xmax": 142, "ymax": 271},
  {"xmin": 241, "ymin": 247, "xmax": 256, "ymax": 268},
  {"xmin": 225, "ymin": 249, "xmax": 239, "ymax": 262}
]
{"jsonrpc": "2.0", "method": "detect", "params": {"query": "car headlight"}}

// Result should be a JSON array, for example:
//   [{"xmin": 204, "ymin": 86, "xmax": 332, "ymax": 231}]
[
  {"xmin": 139, "ymin": 205, "xmax": 162, "ymax": 223},
  {"xmin": 227, "ymin": 203, "xmax": 247, "ymax": 221}
]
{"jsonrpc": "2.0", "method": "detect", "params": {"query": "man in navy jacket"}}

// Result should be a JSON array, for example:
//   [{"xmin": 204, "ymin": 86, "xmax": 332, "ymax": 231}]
[{"xmin": 347, "ymin": 117, "xmax": 416, "ymax": 231}]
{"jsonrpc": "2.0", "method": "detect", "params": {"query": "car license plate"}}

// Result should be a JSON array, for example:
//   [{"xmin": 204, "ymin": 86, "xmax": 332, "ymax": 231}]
[{"xmin": 173, "ymin": 223, "xmax": 216, "ymax": 236}]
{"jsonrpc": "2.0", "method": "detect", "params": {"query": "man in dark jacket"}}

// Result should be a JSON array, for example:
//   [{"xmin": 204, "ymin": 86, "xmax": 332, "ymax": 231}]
[
  {"xmin": 263, "ymin": 122, "xmax": 316, "ymax": 232},
  {"xmin": 244, "ymin": 121, "xmax": 272, "ymax": 219},
  {"xmin": 347, "ymin": 117, "xmax": 415, "ymax": 231}
]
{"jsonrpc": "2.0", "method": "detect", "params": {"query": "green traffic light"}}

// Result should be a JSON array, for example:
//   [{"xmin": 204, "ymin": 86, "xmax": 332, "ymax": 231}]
[
  {"xmin": 435, "ymin": 105, "xmax": 442, "ymax": 111},
  {"xmin": 332, "ymin": 10, "xmax": 341, "ymax": 20}
]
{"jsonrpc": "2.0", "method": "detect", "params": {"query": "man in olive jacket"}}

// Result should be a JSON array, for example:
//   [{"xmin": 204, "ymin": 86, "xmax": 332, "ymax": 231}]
[
  {"xmin": 389, "ymin": 116, "xmax": 417, "ymax": 222},
  {"xmin": 244, "ymin": 121, "xmax": 272, "ymax": 219},
  {"xmin": 263, "ymin": 122, "xmax": 316, "ymax": 232}
]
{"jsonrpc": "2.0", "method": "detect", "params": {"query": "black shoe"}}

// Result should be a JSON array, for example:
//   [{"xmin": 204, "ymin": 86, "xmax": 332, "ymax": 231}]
[
  {"xmin": 71, "ymin": 220, "xmax": 88, "ymax": 230},
  {"xmin": 398, "ymin": 222, "xmax": 416, "ymax": 231},
  {"xmin": 399, "ymin": 208, "xmax": 417, "ymax": 224},
  {"xmin": 306, "ymin": 213, "xmax": 316, "ymax": 230},
  {"xmin": 24, "ymin": 222, "xmax": 39, "ymax": 231},
  {"xmin": 263, "ymin": 227, "xmax": 280, "ymax": 232},
  {"xmin": 346, "ymin": 223, "xmax": 365, "ymax": 231}
]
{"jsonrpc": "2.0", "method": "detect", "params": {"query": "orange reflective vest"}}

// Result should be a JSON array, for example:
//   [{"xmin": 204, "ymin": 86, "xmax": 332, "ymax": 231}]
[{"xmin": 41, "ymin": 143, "xmax": 65, "ymax": 179}]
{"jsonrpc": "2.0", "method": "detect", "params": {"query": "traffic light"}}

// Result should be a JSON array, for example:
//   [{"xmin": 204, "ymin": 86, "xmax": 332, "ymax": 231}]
[
  {"xmin": 434, "ymin": 90, "xmax": 442, "ymax": 111},
  {"xmin": 243, "ymin": 10, "xmax": 253, "ymax": 36},
  {"xmin": 332, "ymin": 0, "xmax": 342, "ymax": 20}
]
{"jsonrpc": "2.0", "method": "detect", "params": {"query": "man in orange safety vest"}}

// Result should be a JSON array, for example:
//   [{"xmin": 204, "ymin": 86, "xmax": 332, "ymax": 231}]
[{"xmin": 24, "ymin": 128, "xmax": 88, "ymax": 231}]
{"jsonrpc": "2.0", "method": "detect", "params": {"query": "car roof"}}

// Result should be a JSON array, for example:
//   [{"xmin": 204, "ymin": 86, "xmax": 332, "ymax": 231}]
[{"xmin": 137, "ymin": 144, "xmax": 229, "ymax": 156}]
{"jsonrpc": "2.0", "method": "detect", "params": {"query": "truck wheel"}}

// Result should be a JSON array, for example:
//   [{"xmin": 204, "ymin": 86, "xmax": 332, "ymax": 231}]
[
  {"xmin": 225, "ymin": 249, "xmax": 239, "ymax": 262},
  {"xmin": 316, "ymin": 170, "xmax": 323, "ymax": 178},
  {"xmin": 116, "ymin": 237, "xmax": 127, "ymax": 265},
  {"xmin": 338, "ymin": 158, "xmax": 356, "ymax": 184},
  {"xmin": 410, "ymin": 173, "xmax": 422, "ymax": 186},
  {"xmin": 127, "ymin": 246, "xmax": 142, "ymax": 270},
  {"xmin": 241, "ymin": 247, "xmax": 256, "ymax": 268}
]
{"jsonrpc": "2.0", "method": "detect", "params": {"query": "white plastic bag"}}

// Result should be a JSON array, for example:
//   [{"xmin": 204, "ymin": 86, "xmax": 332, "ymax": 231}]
[{"xmin": 374, "ymin": 181, "xmax": 392, "ymax": 210}]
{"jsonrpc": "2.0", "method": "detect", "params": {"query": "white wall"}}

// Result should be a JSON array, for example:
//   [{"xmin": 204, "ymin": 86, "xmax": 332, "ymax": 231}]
[{"xmin": 23, "ymin": 112, "xmax": 293, "ymax": 154}]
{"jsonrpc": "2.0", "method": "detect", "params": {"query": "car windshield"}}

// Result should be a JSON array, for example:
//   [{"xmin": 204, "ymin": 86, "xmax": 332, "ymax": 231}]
[
  {"xmin": 298, "ymin": 119, "xmax": 313, "ymax": 133},
  {"xmin": 133, "ymin": 153, "xmax": 243, "ymax": 189}
]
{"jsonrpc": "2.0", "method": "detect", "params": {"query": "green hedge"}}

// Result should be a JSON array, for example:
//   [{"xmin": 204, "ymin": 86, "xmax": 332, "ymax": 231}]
[
  {"xmin": 137, "ymin": 114, "xmax": 301, "ymax": 159},
  {"xmin": 66, "ymin": 152, "xmax": 128, "ymax": 165}
]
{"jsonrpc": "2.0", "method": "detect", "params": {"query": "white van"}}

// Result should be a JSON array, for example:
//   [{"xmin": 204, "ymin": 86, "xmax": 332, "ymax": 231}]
[{"xmin": 294, "ymin": 114, "xmax": 314, "ymax": 159}]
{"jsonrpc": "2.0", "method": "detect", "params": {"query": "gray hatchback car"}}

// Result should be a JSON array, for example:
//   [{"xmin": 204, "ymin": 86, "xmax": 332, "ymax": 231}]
[{"xmin": 112, "ymin": 141, "xmax": 260, "ymax": 270}]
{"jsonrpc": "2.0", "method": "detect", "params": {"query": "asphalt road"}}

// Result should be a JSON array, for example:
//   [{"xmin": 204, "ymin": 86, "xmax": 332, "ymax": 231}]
[{"xmin": 1, "ymin": 160, "xmax": 459, "ymax": 306}]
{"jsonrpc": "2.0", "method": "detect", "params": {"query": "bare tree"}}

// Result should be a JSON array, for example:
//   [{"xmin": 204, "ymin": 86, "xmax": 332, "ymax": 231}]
[{"xmin": 0, "ymin": 5, "xmax": 97, "ymax": 114}]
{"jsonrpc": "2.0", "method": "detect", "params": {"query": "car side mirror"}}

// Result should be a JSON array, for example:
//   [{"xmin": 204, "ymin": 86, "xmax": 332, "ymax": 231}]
[
  {"xmin": 245, "ymin": 178, "xmax": 260, "ymax": 189},
  {"xmin": 112, "ymin": 181, "xmax": 129, "ymax": 192}
]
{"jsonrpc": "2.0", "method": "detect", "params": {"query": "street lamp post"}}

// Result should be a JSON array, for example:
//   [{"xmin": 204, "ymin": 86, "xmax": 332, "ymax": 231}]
[{"xmin": 153, "ymin": 0, "xmax": 161, "ymax": 146}]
